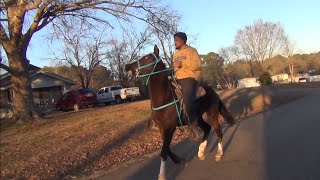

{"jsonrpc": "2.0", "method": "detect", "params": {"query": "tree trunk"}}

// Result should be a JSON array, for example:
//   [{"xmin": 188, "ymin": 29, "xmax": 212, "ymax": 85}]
[
  {"xmin": 7, "ymin": 52, "xmax": 38, "ymax": 122},
  {"xmin": 290, "ymin": 64, "xmax": 294, "ymax": 82},
  {"xmin": 288, "ymin": 57, "xmax": 294, "ymax": 83},
  {"xmin": 248, "ymin": 61, "xmax": 255, "ymax": 77},
  {"xmin": 117, "ymin": 55, "xmax": 124, "ymax": 86}
]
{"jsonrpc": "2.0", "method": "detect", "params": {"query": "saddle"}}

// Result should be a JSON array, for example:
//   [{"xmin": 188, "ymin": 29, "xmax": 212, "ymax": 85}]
[
  {"xmin": 171, "ymin": 82, "xmax": 206, "ymax": 100},
  {"xmin": 170, "ymin": 81, "xmax": 206, "ymax": 125}
]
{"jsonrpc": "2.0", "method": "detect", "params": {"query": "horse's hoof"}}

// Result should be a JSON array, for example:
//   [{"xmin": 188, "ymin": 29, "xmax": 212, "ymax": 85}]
[
  {"xmin": 190, "ymin": 131, "xmax": 199, "ymax": 142},
  {"xmin": 190, "ymin": 137, "xmax": 198, "ymax": 142},
  {"xmin": 215, "ymin": 155, "xmax": 222, "ymax": 161},
  {"xmin": 158, "ymin": 174, "xmax": 167, "ymax": 180},
  {"xmin": 198, "ymin": 155, "xmax": 205, "ymax": 160},
  {"xmin": 179, "ymin": 159, "xmax": 188, "ymax": 167},
  {"xmin": 188, "ymin": 127, "xmax": 200, "ymax": 142},
  {"xmin": 198, "ymin": 151, "xmax": 205, "ymax": 160}
]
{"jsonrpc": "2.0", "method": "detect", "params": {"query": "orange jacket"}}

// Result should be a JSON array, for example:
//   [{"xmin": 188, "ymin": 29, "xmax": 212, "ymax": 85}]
[{"xmin": 173, "ymin": 45, "xmax": 202, "ymax": 81}]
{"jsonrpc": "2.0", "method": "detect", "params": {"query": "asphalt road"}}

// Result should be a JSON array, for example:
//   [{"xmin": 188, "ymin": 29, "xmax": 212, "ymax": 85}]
[{"xmin": 96, "ymin": 90, "xmax": 320, "ymax": 180}]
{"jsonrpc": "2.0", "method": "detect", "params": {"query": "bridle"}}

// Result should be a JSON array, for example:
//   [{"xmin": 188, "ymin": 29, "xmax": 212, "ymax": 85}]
[{"xmin": 135, "ymin": 53, "xmax": 173, "ymax": 85}]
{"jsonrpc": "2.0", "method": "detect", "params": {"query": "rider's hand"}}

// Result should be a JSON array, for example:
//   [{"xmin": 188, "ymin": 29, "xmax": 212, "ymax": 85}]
[{"xmin": 174, "ymin": 61, "xmax": 182, "ymax": 68}]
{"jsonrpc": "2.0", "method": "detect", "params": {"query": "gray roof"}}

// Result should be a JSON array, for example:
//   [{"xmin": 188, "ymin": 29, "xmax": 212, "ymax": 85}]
[
  {"xmin": 31, "ymin": 70, "xmax": 77, "ymax": 85},
  {"xmin": 0, "ymin": 65, "xmax": 77, "ymax": 90}
]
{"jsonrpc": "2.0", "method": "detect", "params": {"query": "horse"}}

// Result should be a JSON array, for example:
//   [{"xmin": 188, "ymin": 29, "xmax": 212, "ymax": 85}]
[{"xmin": 125, "ymin": 45, "xmax": 236, "ymax": 180}]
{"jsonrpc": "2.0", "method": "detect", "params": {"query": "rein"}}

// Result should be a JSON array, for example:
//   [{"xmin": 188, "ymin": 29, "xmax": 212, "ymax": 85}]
[
  {"xmin": 135, "ymin": 53, "xmax": 184, "ymax": 127},
  {"xmin": 136, "ymin": 53, "xmax": 173, "ymax": 85}
]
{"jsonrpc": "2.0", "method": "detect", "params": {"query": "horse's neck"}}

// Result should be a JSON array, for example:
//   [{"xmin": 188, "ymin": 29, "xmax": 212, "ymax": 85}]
[{"xmin": 149, "ymin": 72, "xmax": 172, "ymax": 108}]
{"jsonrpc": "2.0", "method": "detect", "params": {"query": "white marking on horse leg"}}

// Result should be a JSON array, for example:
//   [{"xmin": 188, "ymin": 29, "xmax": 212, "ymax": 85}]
[
  {"xmin": 198, "ymin": 140, "xmax": 207, "ymax": 160},
  {"xmin": 215, "ymin": 142, "xmax": 224, "ymax": 161},
  {"xmin": 158, "ymin": 158, "xmax": 167, "ymax": 180},
  {"xmin": 202, "ymin": 112, "xmax": 208, "ymax": 121}
]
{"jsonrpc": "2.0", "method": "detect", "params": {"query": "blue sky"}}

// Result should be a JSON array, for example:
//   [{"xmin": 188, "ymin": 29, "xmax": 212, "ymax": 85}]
[{"xmin": 25, "ymin": 0, "xmax": 320, "ymax": 67}]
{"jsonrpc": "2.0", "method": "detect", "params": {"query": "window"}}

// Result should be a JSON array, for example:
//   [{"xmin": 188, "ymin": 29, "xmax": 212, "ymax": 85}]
[
  {"xmin": 110, "ymin": 86, "xmax": 122, "ymax": 91},
  {"xmin": 62, "ymin": 93, "xmax": 69, "ymax": 100},
  {"xmin": 79, "ymin": 89, "xmax": 95, "ymax": 94},
  {"xmin": 98, "ymin": 89, "xmax": 104, "ymax": 94},
  {"xmin": 105, "ymin": 88, "xmax": 109, "ymax": 93}
]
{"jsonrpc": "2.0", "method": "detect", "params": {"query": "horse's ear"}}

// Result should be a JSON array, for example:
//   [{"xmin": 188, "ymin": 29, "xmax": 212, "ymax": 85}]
[{"xmin": 154, "ymin": 45, "xmax": 159, "ymax": 57}]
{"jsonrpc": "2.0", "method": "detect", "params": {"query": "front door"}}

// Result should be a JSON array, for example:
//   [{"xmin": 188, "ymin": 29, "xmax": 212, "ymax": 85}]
[
  {"xmin": 97, "ymin": 88, "xmax": 106, "ymax": 102},
  {"xmin": 104, "ymin": 88, "xmax": 112, "ymax": 101}
]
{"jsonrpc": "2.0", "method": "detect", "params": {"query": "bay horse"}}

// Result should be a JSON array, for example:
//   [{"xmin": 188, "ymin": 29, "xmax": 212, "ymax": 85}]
[{"xmin": 125, "ymin": 45, "xmax": 235, "ymax": 180}]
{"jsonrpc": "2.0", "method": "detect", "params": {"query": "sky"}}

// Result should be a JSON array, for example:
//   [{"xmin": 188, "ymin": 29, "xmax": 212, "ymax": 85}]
[{"xmin": 21, "ymin": 0, "xmax": 320, "ymax": 67}]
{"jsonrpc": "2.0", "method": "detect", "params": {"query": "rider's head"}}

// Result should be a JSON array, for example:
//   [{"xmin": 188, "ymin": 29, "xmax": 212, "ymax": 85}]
[{"xmin": 174, "ymin": 32, "xmax": 187, "ymax": 50}]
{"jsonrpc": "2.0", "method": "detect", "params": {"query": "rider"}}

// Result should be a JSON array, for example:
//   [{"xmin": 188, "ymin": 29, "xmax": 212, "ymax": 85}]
[{"xmin": 173, "ymin": 32, "xmax": 202, "ymax": 131}]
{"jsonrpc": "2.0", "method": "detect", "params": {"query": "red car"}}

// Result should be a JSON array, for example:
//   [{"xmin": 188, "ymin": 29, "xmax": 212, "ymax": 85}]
[{"xmin": 56, "ymin": 88, "xmax": 97, "ymax": 111}]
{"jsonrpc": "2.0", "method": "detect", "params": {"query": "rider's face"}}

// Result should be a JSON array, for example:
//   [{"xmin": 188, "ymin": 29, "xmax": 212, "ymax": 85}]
[{"xmin": 174, "ymin": 36, "xmax": 185, "ymax": 50}]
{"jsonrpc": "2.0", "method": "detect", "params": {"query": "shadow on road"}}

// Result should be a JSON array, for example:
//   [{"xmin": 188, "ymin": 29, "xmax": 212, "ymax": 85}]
[
  {"xmin": 115, "ymin": 118, "xmax": 244, "ymax": 180},
  {"xmin": 102, "ymin": 84, "xmax": 320, "ymax": 179}
]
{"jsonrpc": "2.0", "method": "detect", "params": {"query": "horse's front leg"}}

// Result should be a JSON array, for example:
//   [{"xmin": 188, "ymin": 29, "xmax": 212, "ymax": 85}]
[{"xmin": 158, "ymin": 128, "xmax": 174, "ymax": 180}]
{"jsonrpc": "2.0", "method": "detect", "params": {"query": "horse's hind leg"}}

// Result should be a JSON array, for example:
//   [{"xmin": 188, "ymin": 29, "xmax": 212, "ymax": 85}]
[
  {"xmin": 168, "ymin": 150, "xmax": 187, "ymax": 167},
  {"xmin": 218, "ymin": 99, "xmax": 236, "ymax": 126},
  {"xmin": 197, "ymin": 118, "xmax": 211, "ymax": 160},
  {"xmin": 212, "ymin": 115, "xmax": 224, "ymax": 161}
]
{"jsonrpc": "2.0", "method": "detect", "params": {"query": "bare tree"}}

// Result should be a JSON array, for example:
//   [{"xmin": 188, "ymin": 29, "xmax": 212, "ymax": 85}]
[
  {"xmin": 284, "ymin": 38, "xmax": 296, "ymax": 82},
  {"xmin": 107, "ymin": 27, "xmax": 151, "ymax": 86},
  {"xmin": 0, "ymin": 0, "xmax": 175, "ymax": 122},
  {"xmin": 90, "ymin": 65, "xmax": 114, "ymax": 90},
  {"xmin": 107, "ymin": 38, "xmax": 128, "ymax": 86},
  {"xmin": 124, "ymin": 27, "xmax": 152, "ymax": 62},
  {"xmin": 218, "ymin": 47, "xmax": 239, "ymax": 88},
  {"xmin": 149, "ymin": 10, "xmax": 181, "ymax": 66},
  {"xmin": 51, "ymin": 18, "xmax": 107, "ymax": 88},
  {"xmin": 234, "ymin": 19, "xmax": 287, "ymax": 76}
]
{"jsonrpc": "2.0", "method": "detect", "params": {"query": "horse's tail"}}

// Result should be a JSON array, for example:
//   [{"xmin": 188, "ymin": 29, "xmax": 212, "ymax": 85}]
[
  {"xmin": 201, "ymin": 83, "xmax": 236, "ymax": 126},
  {"xmin": 218, "ymin": 97, "xmax": 236, "ymax": 126}
]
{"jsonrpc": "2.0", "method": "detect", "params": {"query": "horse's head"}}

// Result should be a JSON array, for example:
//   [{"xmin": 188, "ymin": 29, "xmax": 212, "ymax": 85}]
[{"xmin": 125, "ymin": 45, "xmax": 163, "ymax": 77}]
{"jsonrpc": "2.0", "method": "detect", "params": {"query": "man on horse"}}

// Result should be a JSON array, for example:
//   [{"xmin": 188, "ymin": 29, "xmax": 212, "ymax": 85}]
[{"xmin": 173, "ymin": 32, "xmax": 202, "ymax": 132}]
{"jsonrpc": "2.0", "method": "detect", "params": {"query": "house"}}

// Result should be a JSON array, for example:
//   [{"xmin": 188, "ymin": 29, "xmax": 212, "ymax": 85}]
[{"xmin": 0, "ymin": 64, "xmax": 77, "ymax": 108}]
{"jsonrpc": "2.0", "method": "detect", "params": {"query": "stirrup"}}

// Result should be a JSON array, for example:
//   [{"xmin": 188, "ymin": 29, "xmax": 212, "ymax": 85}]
[{"xmin": 188, "ymin": 125, "xmax": 199, "ymax": 141}]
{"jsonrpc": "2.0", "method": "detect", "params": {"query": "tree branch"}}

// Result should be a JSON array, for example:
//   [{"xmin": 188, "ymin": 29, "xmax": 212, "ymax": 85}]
[{"xmin": 25, "ymin": 0, "xmax": 42, "ymax": 11}]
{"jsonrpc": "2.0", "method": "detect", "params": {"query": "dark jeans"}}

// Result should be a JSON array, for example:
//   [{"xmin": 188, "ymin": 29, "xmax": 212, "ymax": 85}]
[{"xmin": 177, "ymin": 78, "xmax": 199, "ymax": 123}]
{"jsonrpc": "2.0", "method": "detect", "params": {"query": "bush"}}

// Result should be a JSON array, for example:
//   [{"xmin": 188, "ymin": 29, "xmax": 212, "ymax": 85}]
[{"xmin": 259, "ymin": 72, "xmax": 272, "ymax": 85}]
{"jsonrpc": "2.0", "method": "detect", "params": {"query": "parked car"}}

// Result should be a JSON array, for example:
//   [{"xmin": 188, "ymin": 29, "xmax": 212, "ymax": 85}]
[
  {"xmin": 298, "ymin": 77, "xmax": 308, "ymax": 83},
  {"xmin": 309, "ymin": 75, "xmax": 320, "ymax": 82},
  {"xmin": 97, "ymin": 85, "xmax": 140, "ymax": 105},
  {"xmin": 237, "ymin": 78, "xmax": 261, "ymax": 88},
  {"xmin": 0, "ymin": 103, "xmax": 13, "ymax": 119},
  {"xmin": 56, "ymin": 88, "xmax": 97, "ymax": 111}
]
